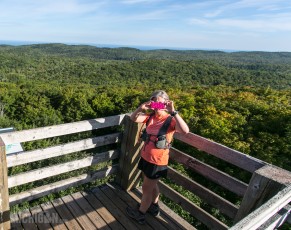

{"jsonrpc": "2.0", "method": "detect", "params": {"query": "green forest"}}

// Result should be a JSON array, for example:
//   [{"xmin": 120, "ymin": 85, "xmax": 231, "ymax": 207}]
[{"xmin": 0, "ymin": 44, "xmax": 290, "ymax": 229}]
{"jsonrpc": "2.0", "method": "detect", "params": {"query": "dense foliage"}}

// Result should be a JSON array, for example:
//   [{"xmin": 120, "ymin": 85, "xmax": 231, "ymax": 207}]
[
  {"xmin": 0, "ymin": 44, "xmax": 290, "ymax": 229},
  {"xmin": 0, "ymin": 44, "xmax": 290, "ymax": 89}
]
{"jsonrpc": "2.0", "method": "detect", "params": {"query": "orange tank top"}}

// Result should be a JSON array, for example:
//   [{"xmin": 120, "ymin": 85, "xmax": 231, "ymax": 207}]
[{"xmin": 141, "ymin": 113, "xmax": 176, "ymax": 165}]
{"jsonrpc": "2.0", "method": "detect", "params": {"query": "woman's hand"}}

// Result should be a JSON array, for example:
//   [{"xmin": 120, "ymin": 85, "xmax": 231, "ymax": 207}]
[
  {"xmin": 165, "ymin": 100, "xmax": 189, "ymax": 134},
  {"xmin": 165, "ymin": 100, "xmax": 175, "ymax": 113},
  {"xmin": 130, "ymin": 101, "xmax": 151, "ymax": 122},
  {"xmin": 140, "ymin": 101, "xmax": 152, "ymax": 111}
]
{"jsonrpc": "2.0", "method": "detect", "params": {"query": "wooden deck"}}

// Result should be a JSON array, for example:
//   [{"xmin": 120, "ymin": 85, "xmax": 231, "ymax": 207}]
[{"xmin": 10, "ymin": 183, "xmax": 196, "ymax": 230}]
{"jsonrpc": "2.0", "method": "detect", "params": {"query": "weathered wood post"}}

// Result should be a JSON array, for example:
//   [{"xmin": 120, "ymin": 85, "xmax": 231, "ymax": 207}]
[
  {"xmin": 234, "ymin": 164, "xmax": 291, "ymax": 223},
  {"xmin": 117, "ymin": 114, "xmax": 144, "ymax": 191},
  {"xmin": 0, "ymin": 137, "xmax": 10, "ymax": 230}
]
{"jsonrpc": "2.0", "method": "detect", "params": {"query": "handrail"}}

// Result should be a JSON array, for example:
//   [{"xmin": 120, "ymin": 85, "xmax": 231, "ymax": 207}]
[
  {"xmin": 174, "ymin": 132, "xmax": 266, "ymax": 172},
  {"xmin": 167, "ymin": 166, "xmax": 239, "ymax": 219},
  {"xmin": 7, "ymin": 133, "xmax": 121, "ymax": 167},
  {"xmin": 170, "ymin": 147, "xmax": 248, "ymax": 196},
  {"xmin": 229, "ymin": 185, "xmax": 291, "ymax": 230},
  {"xmin": 8, "ymin": 150, "xmax": 119, "ymax": 188},
  {"xmin": 9, "ymin": 165, "xmax": 118, "ymax": 206},
  {"xmin": 0, "ymin": 114, "xmax": 126, "ymax": 144}
]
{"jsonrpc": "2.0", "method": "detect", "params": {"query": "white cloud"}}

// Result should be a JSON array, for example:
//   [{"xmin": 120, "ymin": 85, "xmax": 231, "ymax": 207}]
[
  {"xmin": 188, "ymin": 15, "xmax": 291, "ymax": 33},
  {"xmin": 188, "ymin": 18, "xmax": 209, "ymax": 25},
  {"xmin": 221, "ymin": 0, "xmax": 286, "ymax": 11},
  {"xmin": 217, "ymin": 13, "xmax": 291, "ymax": 32},
  {"xmin": 123, "ymin": 9, "xmax": 169, "ymax": 21},
  {"xmin": 204, "ymin": 10, "xmax": 223, "ymax": 18},
  {"xmin": 121, "ymin": 0, "xmax": 163, "ymax": 4},
  {"xmin": 0, "ymin": 0, "xmax": 106, "ymax": 19}
]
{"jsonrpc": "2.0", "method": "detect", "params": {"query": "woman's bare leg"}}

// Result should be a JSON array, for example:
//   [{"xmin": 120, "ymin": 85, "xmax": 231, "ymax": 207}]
[
  {"xmin": 139, "ymin": 174, "xmax": 159, "ymax": 213},
  {"xmin": 152, "ymin": 183, "xmax": 160, "ymax": 204}
]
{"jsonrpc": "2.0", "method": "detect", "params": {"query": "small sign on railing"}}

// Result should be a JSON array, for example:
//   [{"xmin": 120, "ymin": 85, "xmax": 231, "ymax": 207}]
[{"xmin": 0, "ymin": 127, "xmax": 23, "ymax": 154}]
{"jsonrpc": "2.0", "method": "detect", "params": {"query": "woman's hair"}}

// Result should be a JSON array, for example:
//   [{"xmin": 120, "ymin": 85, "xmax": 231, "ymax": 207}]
[{"xmin": 150, "ymin": 90, "xmax": 169, "ymax": 100}]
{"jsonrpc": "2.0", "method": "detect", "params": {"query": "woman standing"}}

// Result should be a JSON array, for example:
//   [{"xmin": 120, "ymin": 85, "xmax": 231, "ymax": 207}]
[{"xmin": 126, "ymin": 90, "xmax": 189, "ymax": 224}]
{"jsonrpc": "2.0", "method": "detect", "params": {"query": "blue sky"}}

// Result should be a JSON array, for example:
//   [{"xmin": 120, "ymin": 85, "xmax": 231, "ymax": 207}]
[{"xmin": 1, "ymin": 0, "xmax": 291, "ymax": 51}]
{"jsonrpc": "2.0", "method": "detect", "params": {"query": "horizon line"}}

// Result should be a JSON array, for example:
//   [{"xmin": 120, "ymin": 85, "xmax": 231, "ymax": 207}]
[{"xmin": 0, "ymin": 40, "xmax": 289, "ymax": 53}]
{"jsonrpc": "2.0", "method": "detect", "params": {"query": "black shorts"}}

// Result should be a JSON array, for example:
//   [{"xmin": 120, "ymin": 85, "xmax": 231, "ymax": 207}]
[{"xmin": 138, "ymin": 157, "xmax": 168, "ymax": 179}]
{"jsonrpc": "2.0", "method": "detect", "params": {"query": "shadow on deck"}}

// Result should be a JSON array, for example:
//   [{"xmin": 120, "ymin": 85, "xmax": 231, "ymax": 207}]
[{"xmin": 10, "ymin": 183, "xmax": 195, "ymax": 230}]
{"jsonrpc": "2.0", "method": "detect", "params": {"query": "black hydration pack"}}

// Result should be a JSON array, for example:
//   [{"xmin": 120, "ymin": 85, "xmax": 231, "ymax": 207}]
[{"xmin": 140, "ymin": 114, "xmax": 173, "ymax": 149}]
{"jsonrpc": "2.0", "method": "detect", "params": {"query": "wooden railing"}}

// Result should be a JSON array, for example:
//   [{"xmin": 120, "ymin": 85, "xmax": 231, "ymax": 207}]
[
  {"xmin": 0, "ymin": 114, "xmax": 290, "ymax": 230},
  {"xmin": 0, "ymin": 115, "xmax": 125, "ymax": 230},
  {"xmin": 169, "ymin": 133, "xmax": 291, "ymax": 229}
]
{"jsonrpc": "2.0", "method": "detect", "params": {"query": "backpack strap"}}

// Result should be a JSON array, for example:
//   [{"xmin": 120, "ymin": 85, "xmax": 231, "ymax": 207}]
[
  {"xmin": 145, "ymin": 112, "xmax": 155, "ymax": 127},
  {"xmin": 139, "ymin": 112, "xmax": 154, "ymax": 140},
  {"xmin": 157, "ymin": 116, "xmax": 173, "ymax": 137}
]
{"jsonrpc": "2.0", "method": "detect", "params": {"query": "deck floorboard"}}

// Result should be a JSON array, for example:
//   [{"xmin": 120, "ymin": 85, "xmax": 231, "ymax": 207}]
[{"xmin": 11, "ymin": 183, "xmax": 196, "ymax": 230}]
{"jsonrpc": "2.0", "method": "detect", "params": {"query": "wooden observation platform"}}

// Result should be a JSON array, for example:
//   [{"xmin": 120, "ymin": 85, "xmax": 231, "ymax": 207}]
[{"xmin": 1, "ymin": 114, "xmax": 290, "ymax": 229}]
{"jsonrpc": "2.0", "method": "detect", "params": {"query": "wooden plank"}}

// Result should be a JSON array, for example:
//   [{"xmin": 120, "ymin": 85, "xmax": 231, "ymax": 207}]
[
  {"xmin": 91, "ymin": 186, "xmax": 139, "ymax": 230},
  {"xmin": 105, "ymin": 183, "xmax": 173, "ymax": 230},
  {"xmin": 230, "ymin": 186, "xmax": 291, "ymax": 230},
  {"xmin": 10, "ymin": 165, "xmax": 118, "ymax": 206},
  {"xmin": 170, "ymin": 148, "xmax": 247, "ymax": 196},
  {"xmin": 287, "ymin": 210, "xmax": 291, "ymax": 224},
  {"xmin": 18, "ymin": 209, "xmax": 38, "ymax": 230},
  {"xmin": 10, "ymin": 213, "xmax": 22, "ymax": 230},
  {"xmin": 257, "ymin": 204, "xmax": 291, "ymax": 230},
  {"xmin": 0, "ymin": 114, "xmax": 126, "ymax": 144},
  {"xmin": 81, "ymin": 191, "xmax": 125, "ymax": 230},
  {"xmin": 234, "ymin": 165, "xmax": 291, "ymax": 222},
  {"xmin": 158, "ymin": 199, "xmax": 197, "ymax": 230},
  {"xmin": 61, "ymin": 194, "xmax": 97, "ymax": 230},
  {"xmin": 71, "ymin": 192, "xmax": 111, "ymax": 230},
  {"xmin": 99, "ymin": 184, "xmax": 154, "ymax": 230},
  {"xmin": 7, "ymin": 133, "xmax": 121, "ymax": 167},
  {"xmin": 51, "ymin": 197, "xmax": 82, "ymax": 230},
  {"xmin": 131, "ymin": 186, "xmax": 196, "ymax": 230},
  {"xmin": 8, "ymin": 150, "xmax": 119, "ymax": 188},
  {"xmin": 30, "ymin": 205, "xmax": 53, "ymax": 230},
  {"xmin": 174, "ymin": 132, "xmax": 266, "ymax": 172},
  {"xmin": 116, "ymin": 188, "xmax": 172, "ymax": 230},
  {"xmin": 0, "ymin": 138, "xmax": 10, "ymax": 230},
  {"xmin": 40, "ymin": 202, "xmax": 67, "ymax": 230},
  {"xmin": 167, "ymin": 166, "xmax": 238, "ymax": 219},
  {"xmin": 158, "ymin": 180, "xmax": 229, "ymax": 230}
]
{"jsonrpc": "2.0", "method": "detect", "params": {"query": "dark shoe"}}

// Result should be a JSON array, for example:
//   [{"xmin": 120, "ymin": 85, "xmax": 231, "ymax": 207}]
[
  {"xmin": 126, "ymin": 206, "xmax": 146, "ymax": 225},
  {"xmin": 137, "ymin": 203, "xmax": 160, "ymax": 217},
  {"xmin": 148, "ymin": 203, "xmax": 160, "ymax": 217}
]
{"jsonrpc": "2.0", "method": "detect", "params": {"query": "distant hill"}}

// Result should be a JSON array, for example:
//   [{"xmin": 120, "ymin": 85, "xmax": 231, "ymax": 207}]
[
  {"xmin": 1, "ymin": 43, "xmax": 291, "ymax": 63},
  {"xmin": 0, "ymin": 43, "xmax": 290, "ymax": 89}
]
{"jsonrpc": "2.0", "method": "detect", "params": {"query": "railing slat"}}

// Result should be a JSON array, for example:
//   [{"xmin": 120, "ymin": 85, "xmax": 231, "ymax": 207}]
[
  {"xmin": 257, "ymin": 204, "xmax": 291, "ymax": 230},
  {"xmin": 167, "ymin": 166, "xmax": 238, "ymax": 219},
  {"xmin": 1, "ymin": 114, "xmax": 126, "ymax": 145},
  {"xmin": 229, "ymin": 186, "xmax": 291, "ymax": 230},
  {"xmin": 7, "ymin": 133, "xmax": 121, "ymax": 167},
  {"xmin": 170, "ymin": 148, "xmax": 248, "ymax": 196},
  {"xmin": 8, "ymin": 150, "xmax": 119, "ymax": 188},
  {"xmin": 158, "ymin": 180, "xmax": 229, "ymax": 230},
  {"xmin": 9, "ymin": 165, "xmax": 118, "ymax": 206},
  {"xmin": 174, "ymin": 132, "xmax": 266, "ymax": 173}
]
